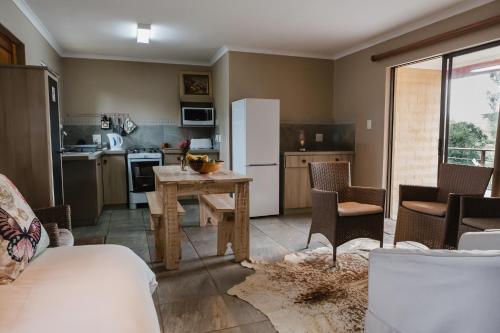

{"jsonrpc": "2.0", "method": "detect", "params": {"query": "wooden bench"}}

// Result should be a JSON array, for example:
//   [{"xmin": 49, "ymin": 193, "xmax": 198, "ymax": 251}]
[
  {"xmin": 146, "ymin": 191, "xmax": 185, "ymax": 262},
  {"xmin": 199, "ymin": 194, "xmax": 235, "ymax": 256}
]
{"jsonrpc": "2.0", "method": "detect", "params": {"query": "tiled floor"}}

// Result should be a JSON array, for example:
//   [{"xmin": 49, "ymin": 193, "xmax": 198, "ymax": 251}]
[{"xmin": 72, "ymin": 201, "xmax": 397, "ymax": 333}]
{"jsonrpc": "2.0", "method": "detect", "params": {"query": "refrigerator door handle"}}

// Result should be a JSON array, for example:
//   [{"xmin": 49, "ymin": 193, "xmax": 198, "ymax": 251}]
[{"xmin": 247, "ymin": 163, "xmax": 278, "ymax": 166}]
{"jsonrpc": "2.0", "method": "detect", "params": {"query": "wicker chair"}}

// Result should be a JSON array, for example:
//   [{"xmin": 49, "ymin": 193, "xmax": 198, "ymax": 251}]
[
  {"xmin": 458, "ymin": 196, "xmax": 500, "ymax": 238},
  {"xmin": 33, "ymin": 205, "xmax": 74, "ymax": 247},
  {"xmin": 307, "ymin": 162, "xmax": 386, "ymax": 265},
  {"xmin": 394, "ymin": 163, "xmax": 493, "ymax": 249}
]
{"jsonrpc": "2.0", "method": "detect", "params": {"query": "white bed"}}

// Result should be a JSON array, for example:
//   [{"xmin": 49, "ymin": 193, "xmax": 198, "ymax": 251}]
[{"xmin": 0, "ymin": 245, "xmax": 161, "ymax": 333}]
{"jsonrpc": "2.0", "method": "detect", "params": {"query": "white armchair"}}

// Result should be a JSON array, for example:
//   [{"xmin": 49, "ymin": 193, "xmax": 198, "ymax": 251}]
[{"xmin": 365, "ymin": 231, "xmax": 500, "ymax": 333}]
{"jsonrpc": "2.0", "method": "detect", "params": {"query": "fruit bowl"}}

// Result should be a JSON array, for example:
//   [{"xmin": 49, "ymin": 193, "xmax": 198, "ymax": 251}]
[{"xmin": 188, "ymin": 160, "xmax": 224, "ymax": 174}]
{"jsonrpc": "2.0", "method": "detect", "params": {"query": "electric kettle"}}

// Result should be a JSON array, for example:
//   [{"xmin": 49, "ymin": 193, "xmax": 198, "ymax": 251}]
[{"xmin": 107, "ymin": 133, "xmax": 124, "ymax": 150}]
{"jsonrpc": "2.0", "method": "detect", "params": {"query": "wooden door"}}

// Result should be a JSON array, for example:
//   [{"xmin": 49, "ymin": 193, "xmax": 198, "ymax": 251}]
[
  {"xmin": 102, "ymin": 155, "xmax": 128, "ymax": 204},
  {"xmin": 0, "ymin": 33, "xmax": 14, "ymax": 65}
]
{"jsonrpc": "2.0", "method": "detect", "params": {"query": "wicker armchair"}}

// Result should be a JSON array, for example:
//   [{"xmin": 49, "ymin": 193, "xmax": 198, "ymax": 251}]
[
  {"xmin": 394, "ymin": 163, "xmax": 493, "ymax": 249},
  {"xmin": 307, "ymin": 162, "xmax": 386, "ymax": 265},
  {"xmin": 33, "ymin": 205, "xmax": 74, "ymax": 247},
  {"xmin": 458, "ymin": 196, "xmax": 500, "ymax": 238}
]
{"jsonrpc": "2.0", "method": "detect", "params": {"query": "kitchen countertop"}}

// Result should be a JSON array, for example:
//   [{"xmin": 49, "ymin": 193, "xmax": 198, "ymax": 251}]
[
  {"xmin": 282, "ymin": 150, "xmax": 354, "ymax": 156},
  {"xmin": 162, "ymin": 148, "xmax": 220, "ymax": 154},
  {"xmin": 62, "ymin": 149, "xmax": 126, "ymax": 161}
]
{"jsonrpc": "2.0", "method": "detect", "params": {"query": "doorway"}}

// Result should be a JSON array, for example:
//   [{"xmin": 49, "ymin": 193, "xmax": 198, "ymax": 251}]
[
  {"xmin": 388, "ymin": 41, "xmax": 500, "ymax": 219},
  {"xmin": 388, "ymin": 58, "xmax": 443, "ymax": 219}
]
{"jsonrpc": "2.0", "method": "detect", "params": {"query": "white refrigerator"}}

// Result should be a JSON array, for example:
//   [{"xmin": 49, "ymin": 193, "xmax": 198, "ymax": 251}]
[{"xmin": 232, "ymin": 98, "xmax": 280, "ymax": 217}]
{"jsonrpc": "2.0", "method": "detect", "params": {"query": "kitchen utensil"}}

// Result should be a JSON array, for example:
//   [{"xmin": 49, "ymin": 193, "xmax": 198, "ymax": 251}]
[
  {"xmin": 107, "ymin": 133, "xmax": 124, "ymax": 150},
  {"xmin": 124, "ymin": 117, "xmax": 137, "ymax": 134}
]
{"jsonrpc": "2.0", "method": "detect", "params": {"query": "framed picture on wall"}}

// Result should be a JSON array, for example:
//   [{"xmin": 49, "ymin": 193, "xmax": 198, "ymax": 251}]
[{"xmin": 179, "ymin": 71, "xmax": 212, "ymax": 102}]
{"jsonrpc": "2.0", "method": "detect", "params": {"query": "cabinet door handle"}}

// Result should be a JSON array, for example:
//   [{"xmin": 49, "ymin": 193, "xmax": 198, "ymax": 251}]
[
  {"xmin": 103, "ymin": 159, "xmax": 107, "ymax": 165},
  {"xmin": 335, "ymin": 158, "xmax": 340, "ymax": 161},
  {"xmin": 301, "ymin": 159, "xmax": 306, "ymax": 163}
]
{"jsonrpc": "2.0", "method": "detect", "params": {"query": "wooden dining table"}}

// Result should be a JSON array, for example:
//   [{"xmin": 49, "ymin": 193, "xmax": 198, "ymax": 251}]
[{"xmin": 153, "ymin": 165, "xmax": 252, "ymax": 270}]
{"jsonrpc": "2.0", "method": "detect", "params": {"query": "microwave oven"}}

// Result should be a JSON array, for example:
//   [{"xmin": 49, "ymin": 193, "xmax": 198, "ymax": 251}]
[{"xmin": 181, "ymin": 107, "xmax": 215, "ymax": 126}]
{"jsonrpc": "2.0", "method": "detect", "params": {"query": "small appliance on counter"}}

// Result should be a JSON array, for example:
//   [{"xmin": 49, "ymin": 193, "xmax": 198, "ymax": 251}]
[
  {"xmin": 107, "ymin": 133, "xmax": 124, "ymax": 150},
  {"xmin": 189, "ymin": 138, "xmax": 212, "ymax": 150}
]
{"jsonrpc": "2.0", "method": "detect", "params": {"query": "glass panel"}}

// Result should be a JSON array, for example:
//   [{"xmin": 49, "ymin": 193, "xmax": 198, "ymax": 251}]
[
  {"xmin": 447, "ymin": 45, "xmax": 500, "ymax": 194},
  {"xmin": 390, "ymin": 58, "xmax": 442, "ymax": 219},
  {"xmin": 131, "ymin": 161, "xmax": 159, "ymax": 192}
]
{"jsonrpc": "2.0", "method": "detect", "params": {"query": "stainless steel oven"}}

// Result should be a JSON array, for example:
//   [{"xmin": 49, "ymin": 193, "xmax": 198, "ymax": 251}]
[{"xmin": 127, "ymin": 149, "xmax": 162, "ymax": 209}]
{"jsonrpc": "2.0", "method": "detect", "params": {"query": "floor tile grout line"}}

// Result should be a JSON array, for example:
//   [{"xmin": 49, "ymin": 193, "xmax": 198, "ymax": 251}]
[
  {"xmin": 249, "ymin": 223, "xmax": 293, "ymax": 253},
  {"xmin": 251, "ymin": 221, "xmax": 319, "ymax": 251}
]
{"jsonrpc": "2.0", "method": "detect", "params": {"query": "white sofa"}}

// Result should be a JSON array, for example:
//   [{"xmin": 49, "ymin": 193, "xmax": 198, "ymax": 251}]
[
  {"xmin": 365, "ymin": 231, "xmax": 500, "ymax": 333},
  {"xmin": 0, "ymin": 244, "xmax": 161, "ymax": 333}
]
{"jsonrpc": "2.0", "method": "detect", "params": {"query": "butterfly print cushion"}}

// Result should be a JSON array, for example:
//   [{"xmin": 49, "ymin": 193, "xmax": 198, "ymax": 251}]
[{"xmin": 0, "ymin": 174, "xmax": 49, "ymax": 283}]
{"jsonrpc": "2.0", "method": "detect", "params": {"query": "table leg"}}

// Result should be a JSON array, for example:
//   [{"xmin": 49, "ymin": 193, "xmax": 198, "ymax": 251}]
[
  {"xmin": 233, "ymin": 182, "xmax": 250, "ymax": 262},
  {"xmin": 163, "ymin": 183, "xmax": 180, "ymax": 270}
]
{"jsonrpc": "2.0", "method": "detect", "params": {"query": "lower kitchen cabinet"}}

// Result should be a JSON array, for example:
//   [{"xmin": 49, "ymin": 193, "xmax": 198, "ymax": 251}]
[
  {"xmin": 63, "ymin": 157, "xmax": 104, "ymax": 226},
  {"xmin": 281, "ymin": 152, "xmax": 354, "ymax": 210},
  {"xmin": 102, "ymin": 155, "xmax": 127, "ymax": 205}
]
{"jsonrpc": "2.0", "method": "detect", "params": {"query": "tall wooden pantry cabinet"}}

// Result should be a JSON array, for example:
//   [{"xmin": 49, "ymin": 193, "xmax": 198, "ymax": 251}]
[{"xmin": 0, "ymin": 65, "xmax": 62, "ymax": 209}]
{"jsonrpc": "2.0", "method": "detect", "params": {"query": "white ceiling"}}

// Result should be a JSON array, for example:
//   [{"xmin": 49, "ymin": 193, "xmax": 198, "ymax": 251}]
[{"xmin": 18, "ymin": 0, "xmax": 494, "ymax": 65}]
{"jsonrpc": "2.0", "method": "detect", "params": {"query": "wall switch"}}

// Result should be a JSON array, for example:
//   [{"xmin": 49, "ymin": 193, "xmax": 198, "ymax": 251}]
[
  {"xmin": 367, "ymin": 120, "xmax": 372, "ymax": 130},
  {"xmin": 315, "ymin": 133, "xmax": 324, "ymax": 142}
]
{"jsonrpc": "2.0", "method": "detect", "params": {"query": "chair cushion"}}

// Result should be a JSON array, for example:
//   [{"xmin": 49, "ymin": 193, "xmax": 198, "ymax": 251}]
[
  {"xmin": 462, "ymin": 218, "xmax": 500, "ymax": 230},
  {"xmin": 338, "ymin": 201, "xmax": 383, "ymax": 217},
  {"xmin": 402, "ymin": 201, "xmax": 447, "ymax": 217},
  {"xmin": 0, "ymin": 174, "xmax": 50, "ymax": 284},
  {"xmin": 57, "ymin": 229, "xmax": 75, "ymax": 247}
]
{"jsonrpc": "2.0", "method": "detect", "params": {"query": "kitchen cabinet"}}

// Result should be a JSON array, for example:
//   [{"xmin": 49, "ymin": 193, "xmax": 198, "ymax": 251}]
[
  {"xmin": 63, "ymin": 156, "xmax": 104, "ymax": 226},
  {"xmin": 0, "ymin": 65, "xmax": 62, "ymax": 209},
  {"xmin": 281, "ymin": 152, "xmax": 354, "ymax": 210},
  {"xmin": 102, "ymin": 154, "xmax": 127, "ymax": 205}
]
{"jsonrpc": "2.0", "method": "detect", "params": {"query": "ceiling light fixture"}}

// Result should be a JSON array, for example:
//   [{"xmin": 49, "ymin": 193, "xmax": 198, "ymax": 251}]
[
  {"xmin": 137, "ymin": 23, "xmax": 151, "ymax": 44},
  {"xmin": 471, "ymin": 64, "xmax": 500, "ymax": 73}
]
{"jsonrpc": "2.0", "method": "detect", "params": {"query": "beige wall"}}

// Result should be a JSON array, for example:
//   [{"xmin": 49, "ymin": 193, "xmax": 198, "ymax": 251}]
[
  {"xmin": 212, "ymin": 53, "xmax": 230, "ymax": 161},
  {"xmin": 0, "ymin": 1, "xmax": 61, "ymax": 72},
  {"xmin": 333, "ymin": 1, "xmax": 500, "ymax": 187},
  {"xmin": 391, "ymin": 67, "xmax": 441, "ymax": 219},
  {"xmin": 229, "ymin": 51, "xmax": 334, "ymax": 123},
  {"xmin": 214, "ymin": 51, "xmax": 335, "ymax": 160},
  {"xmin": 62, "ymin": 58, "xmax": 210, "ymax": 124}
]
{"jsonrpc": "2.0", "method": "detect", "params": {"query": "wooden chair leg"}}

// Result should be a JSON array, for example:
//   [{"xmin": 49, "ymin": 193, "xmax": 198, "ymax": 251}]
[
  {"xmin": 306, "ymin": 230, "xmax": 312, "ymax": 248},
  {"xmin": 199, "ymin": 199, "xmax": 207, "ymax": 227},
  {"xmin": 217, "ymin": 214, "xmax": 233, "ymax": 256}
]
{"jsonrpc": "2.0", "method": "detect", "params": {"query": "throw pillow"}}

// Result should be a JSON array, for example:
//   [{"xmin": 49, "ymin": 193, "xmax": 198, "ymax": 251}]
[{"xmin": 0, "ymin": 174, "xmax": 50, "ymax": 283}]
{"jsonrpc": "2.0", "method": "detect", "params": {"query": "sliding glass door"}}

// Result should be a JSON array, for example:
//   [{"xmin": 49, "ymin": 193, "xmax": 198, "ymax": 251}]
[
  {"xmin": 443, "ymin": 42, "xmax": 500, "ymax": 194},
  {"xmin": 388, "ymin": 40, "xmax": 500, "ymax": 217}
]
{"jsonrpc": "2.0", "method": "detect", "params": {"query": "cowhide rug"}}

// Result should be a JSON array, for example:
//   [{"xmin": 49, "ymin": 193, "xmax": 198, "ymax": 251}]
[{"xmin": 228, "ymin": 239, "xmax": 387, "ymax": 333}]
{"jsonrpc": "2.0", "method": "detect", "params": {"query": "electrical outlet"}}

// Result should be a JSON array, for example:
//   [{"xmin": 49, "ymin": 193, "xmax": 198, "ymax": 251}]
[
  {"xmin": 92, "ymin": 134, "xmax": 101, "ymax": 144},
  {"xmin": 215, "ymin": 134, "xmax": 222, "ymax": 143},
  {"xmin": 367, "ymin": 120, "xmax": 372, "ymax": 130},
  {"xmin": 315, "ymin": 133, "xmax": 324, "ymax": 142}
]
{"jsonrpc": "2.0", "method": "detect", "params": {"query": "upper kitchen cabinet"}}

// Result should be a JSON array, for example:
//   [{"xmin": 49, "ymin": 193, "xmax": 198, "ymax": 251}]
[{"xmin": 0, "ymin": 65, "xmax": 62, "ymax": 209}]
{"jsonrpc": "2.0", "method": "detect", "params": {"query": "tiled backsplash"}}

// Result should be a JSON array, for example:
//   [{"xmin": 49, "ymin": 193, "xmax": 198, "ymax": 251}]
[
  {"xmin": 280, "ymin": 123, "xmax": 355, "ymax": 152},
  {"xmin": 63, "ymin": 124, "xmax": 214, "ymax": 150},
  {"xmin": 64, "ymin": 122, "xmax": 354, "ymax": 152}
]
